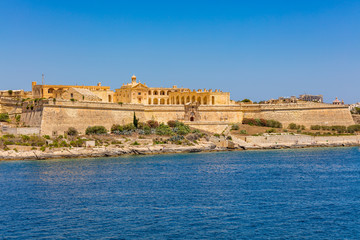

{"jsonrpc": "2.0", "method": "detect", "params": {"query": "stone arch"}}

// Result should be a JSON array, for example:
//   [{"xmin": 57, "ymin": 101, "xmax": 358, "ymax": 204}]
[
  {"xmin": 48, "ymin": 88, "xmax": 55, "ymax": 94},
  {"xmin": 197, "ymin": 97, "xmax": 201, "ymax": 104},
  {"xmin": 166, "ymin": 91, "xmax": 170, "ymax": 95},
  {"xmin": 160, "ymin": 90, "xmax": 165, "ymax": 95},
  {"xmin": 212, "ymin": 96, "xmax": 215, "ymax": 105},
  {"xmin": 108, "ymin": 95, "xmax": 112, "ymax": 102},
  {"xmin": 167, "ymin": 99, "xmax": 170, "ymax": 104},
  {"xmin": 181, "ymin": 96, "xmax": 185, "ymax": 104},
  {"xmin": 176, "ymin": 96, "xmax": 180, "ymax": 104},
  {"xmin": 154, "ymin": 91, "xmax": 158, "ymax": 95},
  {"xmin": 203, "ymin": 96, "xmax": 207, "ymax": 105},
  {"xmin": 192, "ymin": 96, "xmax": 195, "ymax": 103},
  {"xmin": 148, "ymin": 98, "xmax": 152, "ymax": 104},
  {"xmin": 160, "ymin": 98, "xmax": 165, "ymax": 105},
  {"xmin": 186, "ymin": 96, "xmax": 190, "ymax": 103},
  {"xmin": 153, "ymin": 98, "xmax": 158, "ymax": 104},
  {"xmin": 148, "ymin": 90, "xmax": 152, "ymax": 95}
]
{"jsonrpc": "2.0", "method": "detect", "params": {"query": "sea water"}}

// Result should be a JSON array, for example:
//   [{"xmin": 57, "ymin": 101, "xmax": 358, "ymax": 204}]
[{"xmin": 1, "ymin": 147, "xmax": 360, "ymax": 239}]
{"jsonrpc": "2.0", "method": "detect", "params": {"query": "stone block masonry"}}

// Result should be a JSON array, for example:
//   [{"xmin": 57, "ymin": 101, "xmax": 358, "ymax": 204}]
[{"xmin": 21, "ymin": 100, "xmax": 355, "ymax": 136}]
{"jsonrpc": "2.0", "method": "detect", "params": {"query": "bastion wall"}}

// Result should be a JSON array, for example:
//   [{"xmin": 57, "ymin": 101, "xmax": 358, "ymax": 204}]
[
  {"xmin": 241, "ymin": 103, "xmax": 354, "ymax": 128},
  {"xmin": 20, "ymin": 100, "xmax": 355, "ymax": 136}
]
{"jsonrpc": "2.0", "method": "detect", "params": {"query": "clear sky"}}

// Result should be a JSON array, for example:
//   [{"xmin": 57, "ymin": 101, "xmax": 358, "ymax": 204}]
[{"xmin": 1, "ymin": 0, "xmax": 359, "ymax": 103}]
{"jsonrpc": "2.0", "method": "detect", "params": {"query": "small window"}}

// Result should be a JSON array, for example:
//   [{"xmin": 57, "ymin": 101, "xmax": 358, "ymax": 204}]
[
  {"xmin": 138, "ymin": 92, "xmax": 141, "ymax": 95},
  {"xmin": 71, "ymin": 93, "xmax": 74, "ymax": 98}
]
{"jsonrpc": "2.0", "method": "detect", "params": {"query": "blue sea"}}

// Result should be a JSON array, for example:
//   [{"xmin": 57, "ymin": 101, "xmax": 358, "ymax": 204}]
[{"xmin": 1, "ymin": 147, "xmax": 360, "ymax": 239}]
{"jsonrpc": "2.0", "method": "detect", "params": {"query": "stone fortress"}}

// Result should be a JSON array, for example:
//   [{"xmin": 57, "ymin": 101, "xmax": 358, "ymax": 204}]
[{"xmin": 0, "ymin": 75, "xmax": 355, "ymax": 136}]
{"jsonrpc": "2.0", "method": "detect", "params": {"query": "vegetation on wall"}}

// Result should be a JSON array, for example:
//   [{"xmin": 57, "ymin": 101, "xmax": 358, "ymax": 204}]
[
  {"xmin": 0, "ymin": 113, "xmax": 10, "ymax": 122},
  {"xmin": 242, "ymin": 118, "xmax": 282, "ymax": 128},
  {"xmin": 85, "ymin": 126, "xmax": 108, "ymax": 135}
]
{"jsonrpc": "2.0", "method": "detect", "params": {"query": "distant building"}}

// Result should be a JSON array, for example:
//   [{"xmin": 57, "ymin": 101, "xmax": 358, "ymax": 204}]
[
  {"xmin": 332, "ymin": 97, "xmax": 344, "ymax": 105},
  {"xmin": 298, "ymin": 94, "xmax": 323, "ymax": 103}
]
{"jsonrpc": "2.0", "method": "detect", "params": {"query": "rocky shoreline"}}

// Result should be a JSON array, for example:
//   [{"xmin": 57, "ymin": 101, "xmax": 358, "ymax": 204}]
[{"xmin": 1, "ymin": 136, "xmax": 360, "ymax": 161}]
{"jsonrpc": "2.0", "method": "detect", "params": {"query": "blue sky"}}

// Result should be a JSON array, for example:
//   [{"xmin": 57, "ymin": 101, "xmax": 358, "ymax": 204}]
[{"xmin": 1, "ymin": 0, "xmax": 359, "ymax": 103}]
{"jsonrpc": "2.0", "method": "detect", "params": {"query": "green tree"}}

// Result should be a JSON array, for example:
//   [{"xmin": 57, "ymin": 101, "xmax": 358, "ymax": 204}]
[{"xmin": 133, "ymin": 112, "xmax": 139, "ymax": 128}]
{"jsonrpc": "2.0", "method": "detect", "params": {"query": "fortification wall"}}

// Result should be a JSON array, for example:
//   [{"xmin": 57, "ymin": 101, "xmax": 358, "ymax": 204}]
[
  {"xmin": 20, "ymin": 100, "xmax": 354, "ymax": 136},
  {"xmin": 241, "ymin": 103, "xmax": 354, "ymax": 127}
]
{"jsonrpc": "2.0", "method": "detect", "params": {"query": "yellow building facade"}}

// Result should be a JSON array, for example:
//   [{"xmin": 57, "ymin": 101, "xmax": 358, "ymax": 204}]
[
  {"xmin": 114, "ymin": 75, "xmax": 232, "ymax": 105},
  {"xmin": 31, "ymin": 82, "xmax": 114, "ymax": 103}
]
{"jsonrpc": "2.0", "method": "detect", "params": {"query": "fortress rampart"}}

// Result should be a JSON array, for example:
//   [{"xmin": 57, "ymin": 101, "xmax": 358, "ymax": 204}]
[
  {"xmin": 241, "ymin": 103, "xmax": 354, "ymax": 127},
  {"xmin": 20, "ymin": 100, "xmax": 355, "ymax": 136}
]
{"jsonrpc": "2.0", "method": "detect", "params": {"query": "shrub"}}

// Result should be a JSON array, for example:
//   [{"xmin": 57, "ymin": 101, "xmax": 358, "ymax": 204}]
[
  {"xmin": 330, "ymin": 125, "xmax": 347, "ymax": 133},
  {"xmin": 67, "ymin": 127, "xmax": 78, "ymax": 136},
  {"xmin": 311, "ymin": 125, "xmax": 321, "ymax": 130},
  {"xmin": 240, "ymin": 130, "xmax": 247, "ymax": 134},
  {"xmin": 347, "ymin": 125, "xmax": 360, "ymax": 133},
  {"xmin": 86, "ymin": 126, "xmax": 107, "ymax": 135},
  {"xmin": 147, "ymin": 120, "xmax": 159, "ymax": 128},
  {"xmin": 70, "ymin": 139, "xmax": 85, "ymax": 147},
  {"xmin": 288, "ymin": 123, "xmax": 299, "ymax": 130},
  {"xmin": 156, "ymin": 123, "xmax": 173, "ymax": 136},
  {"xmin": 15, "ymin": 115, "xmax": 21, "ymax": 122},
  {"xmin": 167, "ymin": 120, "xmax": 177, "ymax": 128},
  {"xmin": 231, "ymin": 124, "xmax": 239, "ymax": 130},
  {"xmin": 123, "ymin": 123, "xmax": 136, "ymax": 131},
  {"xmin": 21, "ymin": 135, "xmax": 30, "ymax": 141},
  {"xmin": 168, "ymin": 135, "xmax": 184, "ymax": 143},
  {"xmin": 137, "ymin": 122, "xmax": 146, "ymax": 129},
  {"xmin": 131, "ymin": 141, "xmax": 140, "ymax": 145},
  {"xmin": 266, "ymin": 120, "xmax": 282, "ymax": 128},
  {"xmin": 111, "ymin": 124, "xmax": 123, "ymax": 133},
  {"xmin": 118, "ymin": 102, "xmax": 123, "ymax": 105},
  {"xmin": 0, "ymin": 113, "xmax": 9, "ymax": 122},
  {"xmin": 242, "ymin": 118, "xmax": 282, "ymax": 128},
  {"xmin": 266, "ymin": 128, "xmax": 276, "ymax": 133},
  {"xmin": 8, "ymin": 90, "xmax": 13, "ymax": 95},
  {"xmin": 43, "ymin": 135, "xmax": 50, "ymax": 140},
  {"xmin": 143, "ymin": 125, "xmax": 152, "ymax": 135},
  {"xmin": 174, "ymin": 123, "xmax": 191, "ymax": 135},
  {"xmin": 242, "ymin": 118, "xmax": 257, "ymax": 126},
  {"xmin": 240, "ymin": 99, "xmax": 251, "ymax": 103}
]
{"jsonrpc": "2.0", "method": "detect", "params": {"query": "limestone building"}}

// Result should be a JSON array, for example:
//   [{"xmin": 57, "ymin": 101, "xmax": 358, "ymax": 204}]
[
  {"xmin": 114, "ymin": 75, "xmax": 232, "ymax": 105},
  {"xmin": 31, "ymin": 82, "xmax": 114, "ymax": 103}
]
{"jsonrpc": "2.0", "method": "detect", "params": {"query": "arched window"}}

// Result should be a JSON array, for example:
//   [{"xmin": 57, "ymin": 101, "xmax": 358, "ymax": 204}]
[
  {"xmin": 154, "ymin": 91, "xmax": 158, "ymax": 95},
  {"xmin": 148, "ymin": 98, "xmax": 152, "ymax": 104},
  {"xmin": 181, "ymin": 97, "xmax": 185, "ymax": 104},
  {"xmin": 148, "ymin": 90, "xmax": 152, "ymax": 95},
  {"xmin": 212, "ymin": 96, "xmax": 215, "ymax": 105},
  {"xmin": 197, "ymin": 97, "xmax": 201, "ymax": 104},
  {"xmin": 186, "ymin": 96, "xmax": 190, "ymax": 103},
  {"xmin": 166, "ymin": 91, "xmax": 170, "ymax": 95},
  {"xmin": 153, "ymin": 98, "xmax": 158, "ymax": 104},
  {"xmin": 160, "ymin": 90, "xmax": 165, "ymax": 95},
  {"xmin": 48, "ymin": 88, "xmax": 55, "ymax": 94},
  {"xmin": 203, "ymin": 97, "xmax": 207, "ymax": 105},
  {"xmin": 167, "ymin": 99, "xmax": 170, "ymax": 104},
  {"xmin": 192, "ymin": 96, "xmax": 195, "ymax": 103},
  {"xmin": 160, "ymin": 99, "xmax": 165, "ymax": 105},
  {"xmin": 176, "ymin": 96, "xmax": 180, "ymax": 104}
]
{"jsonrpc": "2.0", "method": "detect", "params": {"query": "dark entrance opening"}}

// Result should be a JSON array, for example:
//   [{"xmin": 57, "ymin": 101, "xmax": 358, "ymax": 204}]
[{"xmin": 190, "ymin": 116, "xmax": 195, "ymax": 121}]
